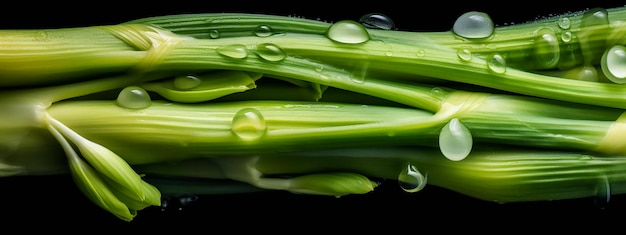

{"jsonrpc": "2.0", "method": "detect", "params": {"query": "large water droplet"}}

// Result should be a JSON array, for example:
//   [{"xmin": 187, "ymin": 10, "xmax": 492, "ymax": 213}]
[
  {"xmin": 601, "ymin": 45, "xmax": 626, "ymax": 84},
  {"xmin": 439, "ymin": 118, "xmax": 472, "ymax": 161},
  {"xmin": 231, "ymin": 108, "xmax": 268, "ymax": 141},
  {"xmin": 327, "ymin": 20, "xmax": 370, "ymax": 44},
  {"xmin": 116, "ymin": 86, "xmax": 151, "ymax": 109},
  {"xmin": 217, "ymin": 44, "xmax": 248, "ymax": 59},
  {"xmin": 594, "ymin": 175, "xmax": 611, "ymax": 209},
  {"xmin": 359, "ymin": 13, "xmax": 396, "ymax": 30},
  {"xmin": 255, "ymin": 43, "xmax": 286, "ymax": 62},
  {"xmin": 487, "ymin": 53, "xmax": 506, "ymax": 73},
  {"xmin": 582, "ymin": 8, "xmax": 609, "ymax": 27},
  {"xmin": 452, "ymin": 11, "xmax": 494, "ymax": 39},
  {"xmin": 254, "ymin": 25, "xmax": 274, "ymax": 37},
  {"xmin": 173, "ymin": 74, "xmax": 202, "ymax": 90},
  {"xmin": 534, "ymin": 28, "xmax": 560, "ymax": 69},
  {"xmin": 397, "ymin": 163, "xmax": 427, "ymax": 193}
]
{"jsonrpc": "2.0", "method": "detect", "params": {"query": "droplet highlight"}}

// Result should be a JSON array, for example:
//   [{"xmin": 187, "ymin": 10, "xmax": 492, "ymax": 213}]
[
  {"xmin": 397, "ymin": 163, "xmax": 427, "ymax": 193},
  {"xmin": 601, "ymin": 45, "xmax": 626, "ymax": 84},
  {"xmin": 231, "ymin": 108, "xmax": 268, "ymax": 141},
  {"xmin": 487, "ymin": 53, "xmax": 506, "ymax": 73},
  {"xmin": 173, "ymin": 74, "xmax": 202, "ymax": 90},
  {"xmin": 209, "ymin": 29, "xmax": 220, "ymax": 39},
  {"xmin": 439, "ymin": 118, "xmax": 473, "ymax": 161},
  {"xmin": 452, "ymin": 11, "xmax": 494, "ymax": 39},
  {"xmin": 359, "ymin": 13, "xmax": 396, "ymax": 30},
  {"xmin": 217, "ymin": 44, "xmax": 248, "ymax": 59},
  {"xmin": 255, "ymin": 43, "xmax": 286, "ymax": 62},
  {"xmin": 558, "ymin": 17, "xmax": 571, "ymax": 29},
  {"xmin": 327, "ymin": 20, "xmax": 370, "ymax": 44},
  {"xmin": 116, "ymin": 86, "xmax": 152, "ymax": 109}
]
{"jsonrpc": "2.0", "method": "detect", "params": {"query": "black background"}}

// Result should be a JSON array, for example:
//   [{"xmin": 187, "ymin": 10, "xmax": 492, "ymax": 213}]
[{"xmin": 2, "ymin": 1, "xmax": 626, "ymax": 231}]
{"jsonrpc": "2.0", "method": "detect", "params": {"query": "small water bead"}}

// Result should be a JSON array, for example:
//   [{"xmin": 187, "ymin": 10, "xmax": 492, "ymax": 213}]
[
  {"xmin": 558, "ymin": 17, "xmax": 571, "ymax": 29},
  {"xmin": 359, "ymin": 13, "xmax": 396, "ymax": 30},
  {"xmin": 231, "ymin": 108, "xmax": 268, "ymax": 141},
  {"xmin": 116, "ymin": 86, "xmax": 151, "ymax": 109},
  {"xmin": 486, "ymin": 53, "xmax": 506, "ymax": 73},
  {"xmin": 452, "ymin": 11, "xmax": 494, "ymax": 39},
  {"xmin": 601, "ymin": 45, "xmax": 626, "ymax": 84},
  {"xmin": 349, "ymin": 61, "xmax": 369, "ymax": 84},
  {"xmin": 560, "ymin": 31, "xmax": 572, "ymax": 43},
  {"xmin": 173, "ymin": 74, "xmax": 202, "ymax": 90},
  {"xmin": 439, "ymin": 118, "xmax": 473, "ymax": 161},
  {"xmin": 327, "ymin": 20, "xmax": 370, "ymax": 44},
  {"xmin": 217, "ymin": 44, "xmax": 248, "ymax": 59},
  {"xmin": 255, "ymin": 43, "xmax": 286, "ymax": 62},
  {"xmin": 457, "ymin": 48, "xmax": 472, "ymax": 61},
  {"xmin": 209, "ymin": 29, "xmax": 220, "ymax": 39},
  {"xmin": 416, "ymin": 49, "xmax": 425, "ymax": 57},
  {"xmin": 254, "ymin": 25, "xmax": 274, "ymax": 37},
  {"xmin": 397, "ymin": 163, "xmax": 427, "ymax": 193},
  {"xmin": 533, "ymin": 28, "xmax": 560, "ymax": 69}
]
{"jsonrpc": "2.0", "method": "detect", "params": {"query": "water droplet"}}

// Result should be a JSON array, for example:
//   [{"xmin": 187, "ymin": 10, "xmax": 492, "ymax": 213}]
[
  {"xmin": 231, "ymin": 108, "xmax": 268, "ymax": 141},
  {"xmin": 601, "ymin": 45, "xmax": 626, "ymax": 84},
  {"xmin": 452, "ymin": 11, "xmax": 494, "ymax": 39},
  {"xmin": 416, "ymin": 49, "xmax": 425, "ymax": 57},
  {"xmin": 327, "ymin": 20, "xmax": 370, "ymax": 44},
  {"xmin": 457, "ymin": 48, "xmax": 472, "ymax": 61},
  {"xmin": 560, "ymin": 31, "xmax": 572, "ymax": 43},
  {"xmin": 34, "ymin": 31, "xmax": 48, "ymax": 41},
  {"xmin": 116, "ymin": 86, "xmax": 151, "ymax": 109},
  {"xmin": 594, "ymin": 175, "xmax": 611, "ymax": 209},
  {"xmin": 582, "ymin": 8, "xmax": 609, "ymax": 27},
  {"xmin": 254, "ymin": 25, "xmax": 273, "ymax": 37},
  {"xmin": 209, "ymin": 29, "xmax": 220, "ymax": 39},
  {"xmin": 573, "ymin": 65, "xmax": 598, "ymax": 82},
  {"xmin": 173, "ymin": 74, "xmax": 202, "ymax": 90},
  {"xmin": 439, "ymin": 118, "xmax": 472, "ymax": 161},
  {"xmin": 359, "ymin": 13, "xmax": 396, "ymax": 30},
  {"xmin": 255, "ymin": 43, "xmax": 286, "ymax": 62},
  {"xmin": 217, "ymin": 44, "xmax": 248, "ymax": 59},
  {"xmin": 487, "ymin": 53, "xmax": 506, "ymax": 73},
  {"xmin": 397, "ymin": 163, "xmax": 427, "ymax": 193},
  {"xmin": 534, "ymin": 28, "xmax": 560, "ymax": 69},
  {"xmin": 350, "ymin": 61, "xmax": 368, "ymax": 84},
  {"xmin": 558, "ymin": 17, "xmax": 571, "ymax": 29}
]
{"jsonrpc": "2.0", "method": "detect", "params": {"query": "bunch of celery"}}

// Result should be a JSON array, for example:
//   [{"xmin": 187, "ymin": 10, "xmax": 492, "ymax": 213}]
[{"xmin": 2, "ymin": 5, "xmax": 626, "ymax": 221}]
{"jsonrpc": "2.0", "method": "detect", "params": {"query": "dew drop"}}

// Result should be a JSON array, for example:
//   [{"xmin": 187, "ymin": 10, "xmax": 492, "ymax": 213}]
[
  {"xmin": 209, "ymin": 29, "xmax": 220, "ymax": 39},
  {"xmin": 594, "ymin": 175, "xmax": 611, "ymax": 209},
  {"xmin": 255, "ymin": 43, "xmax": 286, "ymax": 62},
  {"xmin": 534, "ymin": 28, "xmax": 560, "ymax": 69},
  {"xmin": 350, "ymin": 61, "xmax": 368, "ymax": 84},
  {"xmin": 558, "ymin": 17, "xmax": 571, "ymax": 29},
  {"xmin": 439, "ymin": 118, "xmax": 472, "ymax": 161},
  {"xmin": 572, "ymin": 65, "xmax": 598, "ymax": 82},
  {"xmin": 254, "ymin": 25, "xmax": 273, "ymax": 37},
  {"xmin": 601, "ymin": 45, "xmax": 626, "ymax": 84},
  {"xmin": 581, "ymin": 8, "xmax": 609, "ymax": 27},
  {"xmin": 397, "ymin": 163, "xmax": 427, "ymax": 193},
  {"xmin": 217, "ymin": 44, "xmax": 248, "ymax": 59},
  {"xmin": 416, "ymin": 49, "xmax": 425, "ymax": 57},
  {"xmin": 452, "ymin": 11, "xmax": 494, "ymax": 39},
  {"xmin": 231, "ymin": 108, "xmax": 268, "ymax": 141},
  {"xmin": 173, "ymin": 74, "xmax": 202, "ymax": 90},
  {"xmin": 560, "ymin": 31, "xmax": 572, "ymax": 43},
  {"xmin": 359, "ymin": 13, "xmax": 396, "ymax": 30},
  {"xmin": 457, "ymin": 48, "xmax": 473, "ymax": 61},
  {"xmin": 34, "ymin": 31, "xmax": 48, "ymax": 41},
  {"xmin": 327, "ymin": 20, "xmax": 370, "ymax": 44},
  {"xmin": 116, "ymin": 86, "xmax": 151, "ymax": 109},
  {"xmin": 487, "ymin": 53, "xmax": 506, "ymax": 73}
]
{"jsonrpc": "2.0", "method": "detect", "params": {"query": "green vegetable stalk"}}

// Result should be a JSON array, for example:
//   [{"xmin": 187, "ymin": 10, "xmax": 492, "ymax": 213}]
[{"xmin": 2, "ymin": 5, "xmax": 626, "ymax": 221}]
